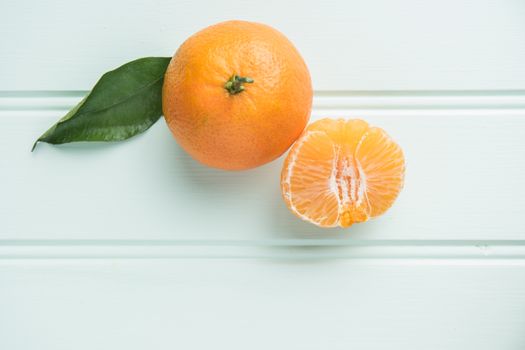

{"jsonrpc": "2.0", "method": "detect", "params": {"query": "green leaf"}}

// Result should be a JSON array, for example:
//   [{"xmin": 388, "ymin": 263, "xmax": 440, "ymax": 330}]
[{"xmin": 32, "ymin": 57, "xmax": 171, "ymax": 151}]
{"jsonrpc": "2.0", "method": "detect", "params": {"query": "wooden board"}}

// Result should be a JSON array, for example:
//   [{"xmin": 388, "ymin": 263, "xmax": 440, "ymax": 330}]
[
  {"xmin": 1, "ymin": 0, "xmax": 525, "ymax": 91},
  {"xmin": 2, "ymin": 92, "xmax": 525, "ymax": 242}
]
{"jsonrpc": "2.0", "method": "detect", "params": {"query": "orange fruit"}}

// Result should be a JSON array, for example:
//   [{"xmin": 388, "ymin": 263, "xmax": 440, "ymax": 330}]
[
  {"xmin": 281, "ymin": 118, "xmax": 405, "ymax": 228},
  {"xmin": 162, "ymin": 20, "xmax": 312, "ymax": 170}
]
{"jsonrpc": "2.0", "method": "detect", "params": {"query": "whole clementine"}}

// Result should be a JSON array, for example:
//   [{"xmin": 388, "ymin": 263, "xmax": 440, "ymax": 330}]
[{"xmin": 162, "ymin": 20, "xmax": 312, "ymax": 170}]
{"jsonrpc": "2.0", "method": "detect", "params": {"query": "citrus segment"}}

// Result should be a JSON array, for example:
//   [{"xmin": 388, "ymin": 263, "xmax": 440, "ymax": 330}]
[{"xmin": 356, "ymin": 127, "xmax": 405, "ymax": 217}]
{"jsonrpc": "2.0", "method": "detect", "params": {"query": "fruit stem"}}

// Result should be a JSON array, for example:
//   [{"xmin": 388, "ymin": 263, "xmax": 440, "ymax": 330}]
[{"xmin": 224, "ymin": 75, "xmax": 254, "ymax": 95}]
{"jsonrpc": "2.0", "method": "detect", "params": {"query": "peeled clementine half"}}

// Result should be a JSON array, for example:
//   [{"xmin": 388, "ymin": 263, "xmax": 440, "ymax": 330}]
[
  {"xmin": 162, "ymin": 20, "xmax": 312, "ymax": 170},
  {"xmin": 281, "ymin": 118, "xmax": 405, "ymax": 228}
]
